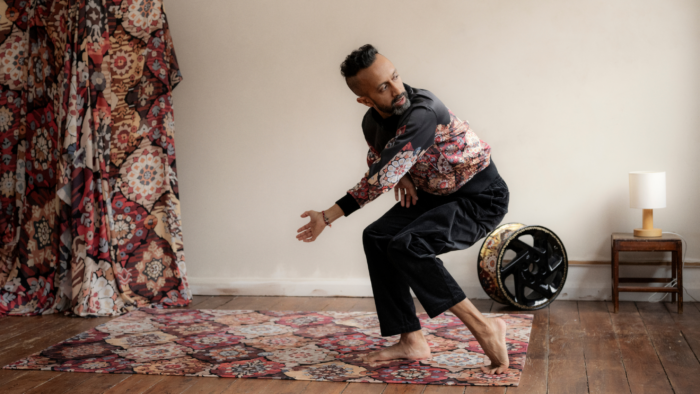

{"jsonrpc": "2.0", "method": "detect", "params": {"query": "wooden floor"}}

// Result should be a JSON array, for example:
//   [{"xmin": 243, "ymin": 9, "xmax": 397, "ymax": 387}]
[{"xmin": 1, "ymin": 296, "xmax": 700, "ymax": 394}]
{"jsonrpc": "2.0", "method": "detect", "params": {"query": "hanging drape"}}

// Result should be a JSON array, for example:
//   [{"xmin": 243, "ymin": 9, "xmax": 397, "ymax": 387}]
[{"xmin": 0, "ymin": 0, "xmax": 191, "ymax": 316}]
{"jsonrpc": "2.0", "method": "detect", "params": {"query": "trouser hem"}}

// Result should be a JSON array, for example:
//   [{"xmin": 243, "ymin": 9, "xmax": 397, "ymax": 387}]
[
  {"xmin": 380, "ymin": 320, "xmax": 423, "ymax": 337},
  {"xmin": 424, "ymin": 292, "xmax": 468, "ymax": 319}
]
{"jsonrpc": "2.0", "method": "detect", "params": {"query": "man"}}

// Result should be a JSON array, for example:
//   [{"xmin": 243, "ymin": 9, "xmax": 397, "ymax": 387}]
[{"xmin": 296, "ymin": 44, "xmax": 510, "ymax": 374}]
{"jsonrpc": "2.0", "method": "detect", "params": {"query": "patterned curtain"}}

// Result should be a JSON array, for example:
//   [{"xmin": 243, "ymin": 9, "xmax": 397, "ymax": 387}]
[{"xmin": 0, "ymin": 0, "xmax": 191, "ymax": 316}]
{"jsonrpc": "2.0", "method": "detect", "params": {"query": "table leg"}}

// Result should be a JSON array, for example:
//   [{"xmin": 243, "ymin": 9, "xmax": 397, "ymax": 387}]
[
  {"xmin": 672, "ymin": 250, "xmax": 677, "ymax": 303},
  {"xmin": 677, "ymin": 246, "xmax": 683, "ymax": 314},
  {"xmin": 613, "ymin": 247, "xmax": 619, "ymax": 313}
]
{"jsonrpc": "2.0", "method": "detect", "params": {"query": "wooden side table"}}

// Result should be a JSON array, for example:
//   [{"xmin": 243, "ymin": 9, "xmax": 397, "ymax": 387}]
[{"xmin": 611, "ymin": 233, "xmax": 683, "ymax": 313}]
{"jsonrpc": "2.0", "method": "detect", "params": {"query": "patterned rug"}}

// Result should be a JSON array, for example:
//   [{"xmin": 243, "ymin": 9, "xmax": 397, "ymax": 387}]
[{"xmin": 3, "ymin": 308, "xmax": 533, "ymax": 386}]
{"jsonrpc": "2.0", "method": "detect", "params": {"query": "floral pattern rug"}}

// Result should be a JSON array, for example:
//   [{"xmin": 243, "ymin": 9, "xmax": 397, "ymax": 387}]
[{"xmin": 2, "ymin": 308, "xmax": 533, "ymax": 386}]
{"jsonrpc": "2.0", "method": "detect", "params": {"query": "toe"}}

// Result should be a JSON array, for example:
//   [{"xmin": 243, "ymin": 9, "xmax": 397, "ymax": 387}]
[
  {"xmin": 480, "ymin": 366, "xmax": 494, "ymax": 374},
  {"xmin": 480, "ymin": 364, "xmax": 509, "ymax": 375}
]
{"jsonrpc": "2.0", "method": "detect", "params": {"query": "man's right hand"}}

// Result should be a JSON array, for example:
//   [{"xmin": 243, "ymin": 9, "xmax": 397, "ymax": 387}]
[
  {"xmin": 297, "ymin": 210, "xmax": 327, "ymax": 242},
  {"xmin": 395, "ymin": 174, "xmax": 418, "ymax": 207}
]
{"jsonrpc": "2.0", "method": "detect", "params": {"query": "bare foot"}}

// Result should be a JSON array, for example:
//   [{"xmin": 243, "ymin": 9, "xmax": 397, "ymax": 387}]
[
  {"xmin": 449, "ymin": 299, "xmax": 510, "ymax": 375},
  {"xmin": 359, "ymin": 329, "xmax": 431, "ymax": 365},
  {"xmin": 477, "ymin": 316, "xmax": 509, "ymax": 374}
]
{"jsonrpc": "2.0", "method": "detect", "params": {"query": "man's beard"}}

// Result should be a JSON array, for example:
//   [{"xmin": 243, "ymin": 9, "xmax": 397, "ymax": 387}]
[{"xmin": 377, "ymin": 92, "xmax": 411, "ymax": 116}]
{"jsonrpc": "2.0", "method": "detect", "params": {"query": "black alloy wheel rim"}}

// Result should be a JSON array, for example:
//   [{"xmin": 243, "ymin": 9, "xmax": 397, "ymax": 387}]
[{"xmin": 496, "ymin": 226, "xmax": 568, "ymax": 309}]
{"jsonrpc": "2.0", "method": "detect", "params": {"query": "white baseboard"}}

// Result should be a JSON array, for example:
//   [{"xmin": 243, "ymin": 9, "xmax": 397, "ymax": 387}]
[
  {"xmin": 189, "ymin": 278, "xmax": 376, "ymax": 298},
  {"xmin": 189, "ymin": 265, "xmax": 700, "ymax": 302}
]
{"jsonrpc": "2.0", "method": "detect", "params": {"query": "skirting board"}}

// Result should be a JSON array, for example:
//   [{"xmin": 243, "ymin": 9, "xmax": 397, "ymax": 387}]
[{"xmin": 189, "ymin": 264, "xmax": 700, "ymax": 302}]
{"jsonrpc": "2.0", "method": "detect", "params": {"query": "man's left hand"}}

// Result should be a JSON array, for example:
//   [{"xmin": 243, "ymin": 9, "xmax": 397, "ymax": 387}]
[{"xmin": 395, "ymin": 174, "xmax": 418, "ymax": 207}]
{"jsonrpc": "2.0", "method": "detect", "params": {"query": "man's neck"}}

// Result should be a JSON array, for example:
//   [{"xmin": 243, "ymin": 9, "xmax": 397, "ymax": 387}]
[{"xmin": 374, "ymin": 107, "xmax": 392, "ymax": 119}]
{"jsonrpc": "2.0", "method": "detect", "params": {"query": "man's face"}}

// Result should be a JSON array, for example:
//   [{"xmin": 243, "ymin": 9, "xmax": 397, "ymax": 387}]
[{"xmin": 354, "ymin": 54, "xmax": 411, "ymax": 117}]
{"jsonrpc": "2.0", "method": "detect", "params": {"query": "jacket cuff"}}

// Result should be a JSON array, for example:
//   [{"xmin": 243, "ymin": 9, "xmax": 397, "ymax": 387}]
[{"xmin": 335, "ymin": 192, "xmax": 361, "ymax": 217}]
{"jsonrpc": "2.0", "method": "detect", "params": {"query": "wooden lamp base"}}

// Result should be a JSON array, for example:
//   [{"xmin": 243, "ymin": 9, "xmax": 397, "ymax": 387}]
[
  {"xmin": 634, "ymin": 209, "xmax": 662, "ymax": 237},
  {"xmin": 634, "ymin": 228, "xmax": 662, "ymax": 237}
]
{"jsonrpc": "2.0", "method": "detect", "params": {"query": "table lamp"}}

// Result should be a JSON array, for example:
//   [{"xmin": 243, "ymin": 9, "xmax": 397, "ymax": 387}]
[{"xmin": 628, "ymin": 171, "xmax": 666, "ymax": 237}]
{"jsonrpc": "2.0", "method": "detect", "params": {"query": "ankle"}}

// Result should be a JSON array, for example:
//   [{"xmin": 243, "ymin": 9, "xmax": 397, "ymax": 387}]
[
  {"xmin": 400, "ymin": 330, "xmax": 426, "ymax": 345},
  {"xmin": 450, "ymin": 299, "xmax": 489, "ymax": 323}
]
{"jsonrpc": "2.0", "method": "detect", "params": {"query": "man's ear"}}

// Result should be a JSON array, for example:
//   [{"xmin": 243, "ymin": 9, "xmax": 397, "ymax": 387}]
[{"xmin": 356, "ymin": 96, "xmax": 373, "ymax": 108}]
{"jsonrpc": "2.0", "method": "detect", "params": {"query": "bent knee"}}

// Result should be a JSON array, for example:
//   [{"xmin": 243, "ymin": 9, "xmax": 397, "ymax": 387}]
[
  {"xmin": 387, "ymin": 231, "xmax": 406, "ymax": 251},
  {"xmin": 362, "ymin": 223, "xmax": 390, "ymax": 251},
  {"xmin": 387, "ymin": 232, "xmax": 434, "ymax": 261},
  {"xmin": 362, "ymin": 224, "xmax": 378, "ymax": 245}
]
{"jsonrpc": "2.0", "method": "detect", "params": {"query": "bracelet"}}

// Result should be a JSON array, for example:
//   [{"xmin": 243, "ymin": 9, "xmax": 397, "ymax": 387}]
[{"xmin": 321, "ymin": 210, "xmax": 332, "ymax": 227}]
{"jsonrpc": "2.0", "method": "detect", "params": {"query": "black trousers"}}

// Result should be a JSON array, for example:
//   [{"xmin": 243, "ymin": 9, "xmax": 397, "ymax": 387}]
[{"xmin": 362, "ymin": 174, "xmax": 510, "ymax": 336}]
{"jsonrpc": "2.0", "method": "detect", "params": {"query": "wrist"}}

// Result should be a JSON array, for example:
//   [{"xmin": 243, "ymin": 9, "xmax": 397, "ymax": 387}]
[{"xmin": 326, "ymin": 204, "xmax": 344, "ymax": 224}]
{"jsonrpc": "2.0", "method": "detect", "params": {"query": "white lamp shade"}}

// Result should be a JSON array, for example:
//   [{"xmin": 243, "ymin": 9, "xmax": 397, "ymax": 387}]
[{"xmin": 629, "ymin": 171, "xmax": 666, "ymax": 209}]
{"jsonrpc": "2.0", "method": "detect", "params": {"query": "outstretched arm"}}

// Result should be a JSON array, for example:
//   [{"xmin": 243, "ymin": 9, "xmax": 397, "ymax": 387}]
[{"xmin": 296, "ymin": 107, "xmax": 436, "ymax": 243}]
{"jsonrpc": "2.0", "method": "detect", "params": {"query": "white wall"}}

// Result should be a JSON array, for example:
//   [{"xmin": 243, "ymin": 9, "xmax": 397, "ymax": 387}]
[{"xmin": 164, "ymin": 0, "xmax": 700, "ymax": 299}]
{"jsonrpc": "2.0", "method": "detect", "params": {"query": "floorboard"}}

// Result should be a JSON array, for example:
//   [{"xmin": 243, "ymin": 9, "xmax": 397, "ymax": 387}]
[
  {"xmin": 547, "ymin": 301, "xmax": 588, "ymax": 394},
  {"xmin": 0, "ymin": 316, "xmax": 114, "ymax": 391},
  {"xmin": 323, "ymin": 297, "xmax": 360, "ymax": 312},
  {"xmin": 0, "ymin": 315, "xmax": 63, "ymax": 344},
  {"xmin": 637, "ymin": 302, "xmax": 700, "ymax": 394},
  {"xmin": 341, "ymin": 381, "xmax": 386, "ymax": 394},
  {"xmin": 70, "ymin": 374, "xmax": 134, "ymax": 394},
  {"xmin": 194, "ymin": 296, "xmax": 238, "ymax": 310},
  {"xmin": 220, "ymin": 296, "xmax": 285, "ymax": 310},
  {"xmin": 299, "ymin": 381, "xmax": 346, "ymax": 393},
  {"xmin": 608, "ymin": 301, "xmax": 672, "ymax": 394},
  {"xmin": 465, "ymin": 386, "xmax": 507, "ymax": 393},
  {"xmin": 179, "ymin": 376, "xmax": 238, "ymax": 394},
  {"xmin": 222, "ymin": 378, "xmax": 274, "ymax": 393},
  {"xmin": 348, "ymin": 297, "xmax": 376, "ymax": 312},
  {"xmin": 184, "ymin": 295, "xmax": 214, "ymax": 309},
  {"xmin": 137, "ymin": 375, "xmax": 197, "ymax": 394},
  {"xmin": 262, "ymin": 379, "xmax": 311, "ymax": 393},
  {"xmin": 382, "ymin": 383, "xmax": 425, "ymax": 393},
  {"xmin": 577, "ymin": 301, "xmax": 630, "ymax": 394},
  {"xmin": 665, "ymin": 301, "xmax": 700, "ymax": 362},
  {"xmin": 423, "ymin": 384, "xmax": 465, "ymax": 394},
  {"xmin": 23, "ymin": 372, "xmax": 121, "ymax": 394},
  {"xmin": 103, "ymin": 374, "xmax": 166, "ymax": 394},
  {"xmin": 0, "ymin": 315, "xmax": 74, "ymax": 358},
  {"xmin": 1, "ymin": 371, "xmax": 65, "ymax": 392}
]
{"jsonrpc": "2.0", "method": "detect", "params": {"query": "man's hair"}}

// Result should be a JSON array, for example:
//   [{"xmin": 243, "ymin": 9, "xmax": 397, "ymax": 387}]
[{"xmin": 340, "ymin": 44, "xmax": 378, "ymax": 96}]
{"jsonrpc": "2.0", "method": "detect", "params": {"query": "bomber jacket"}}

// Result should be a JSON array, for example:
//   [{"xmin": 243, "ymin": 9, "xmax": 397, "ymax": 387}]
[{"xmin": 335, "ymin": 83, "xmax": 499, "ymax": 217}]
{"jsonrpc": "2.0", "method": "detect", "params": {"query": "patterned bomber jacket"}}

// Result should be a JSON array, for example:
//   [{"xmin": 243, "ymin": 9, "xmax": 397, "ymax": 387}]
[{"xmin": 335, "ymin": 83, "xmax": 499, "ymax": 217}]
